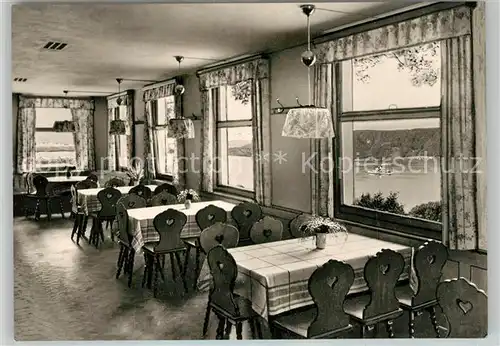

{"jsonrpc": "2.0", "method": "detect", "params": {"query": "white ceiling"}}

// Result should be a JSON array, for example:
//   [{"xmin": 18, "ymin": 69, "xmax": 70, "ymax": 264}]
[{"xmin": 12, "ymin": 2, "xmax": 426, "ymax": 96}]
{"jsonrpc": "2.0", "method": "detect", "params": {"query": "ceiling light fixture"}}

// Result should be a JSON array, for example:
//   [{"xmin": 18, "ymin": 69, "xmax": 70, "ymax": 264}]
[
  {"xmin": 174, "ymin": 56, "xmax": 185, "ymax": 95},
  {"xmin": 115, "ymin": 78, "xmax": 123, "ymax": 105},
  {"xmin": 281, "ymin": 4, "xmax": 335, "ymax": 139}
]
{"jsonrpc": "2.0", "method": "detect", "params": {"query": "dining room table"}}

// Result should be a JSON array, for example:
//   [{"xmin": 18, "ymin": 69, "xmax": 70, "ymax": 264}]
[
  {"xmin": 77, "ymin": 185, "xmax": 157, "ymax": 216},
  {"xmin": 47, "ymin": 176, "xmax": 87, "ymax": 183},
  {"xmin": 197, "ymin": 232, "xmax": 412, "ymax": 321},
  {"xmin": 126, "ymin": 200, "xmax": 237, "ymax": 252}
]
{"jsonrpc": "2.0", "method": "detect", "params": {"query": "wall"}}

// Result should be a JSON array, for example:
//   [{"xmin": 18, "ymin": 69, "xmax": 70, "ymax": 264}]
[
  {"xmin": 12, "ymin": 93, "xmax": 18, "ymax": 163},
  {"xmin": 93, "ymin": 97, "xmax": 108, "ymax": 170}
]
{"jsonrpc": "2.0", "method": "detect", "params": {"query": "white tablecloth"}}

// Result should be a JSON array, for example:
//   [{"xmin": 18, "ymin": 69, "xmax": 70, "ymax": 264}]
[
  {"xmin": 198, "ymin": 233, "xmax": 411, "ymax": 320},
  {"xmin": 127, "ymin": 200, "xmax": 237, "ymax": 252},
  {"xmin": 77, "ymin": 185, "xmax": 157, "ymax": 215}
]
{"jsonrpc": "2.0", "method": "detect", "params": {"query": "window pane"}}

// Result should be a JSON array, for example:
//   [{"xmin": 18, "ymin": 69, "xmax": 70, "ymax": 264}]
[
  {"xmin": 166, "ymin": 139, "xmax": 176, "ymax": 175},
  {"xmin": 35, "ymin": 132, "xmax": 76, "ymax": 170},
  {"xmin": 35, "ymin": 108, "xmax": 72, "ymax": 128},
  {"xmin": 217, "ymin": 126, "xmax": 253, "ymax": 191},
  {"xmin": 154, "ymin": 130, "xmax": 167, "ymax": 175},
  {"xmin": 343, "ymin": 42, "xmax": 441, "ymax": 112},
  {"xmin": 218, "ymin": 82, "xmax": 252, "ymax": 121},
  {"xmin": 118, "ymin": 136, "xmax": 128, "ymax": 168},
  {"xmin": 156, "ymin": 96, "xmax": 175, "ymax": 125},
  {"xmin": 340, "ymin": 118, "xmax": 441, "ymax": 222}
]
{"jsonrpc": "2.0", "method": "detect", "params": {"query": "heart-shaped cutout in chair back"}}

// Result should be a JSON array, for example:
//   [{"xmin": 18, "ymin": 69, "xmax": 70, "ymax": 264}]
[
  {"xmin": 243, "ymin": 210, "xmax": 252, "ymax": 217},
  {"xmin": 326, "ymin": 275, "xmax": 338, "ymax": 289},
  {"xmin": 166, "ymin": 218, "xmax": 175, "ymax": 226},
  {"xmin": 215, "ymin": 234, "xmax": 225, "ymax": 243},
  {"xmin": 217, "ymin": 261, "xmax": 224, "ymax": 270},
  {"xmin": 106, "ymin": 193, "xmax": 113, "ymax": 199},
  {"xmin": 380, "ymin": 264, "xmax": 390, "ymax": 275},
  {"xmin": 128, "ymin": 201, "xmax": 136, "ymax": 208},
  {"xmin": 208, "ymin": 214, "xmax": 215, "ymax": 221},
  {"xmin": 457, "ymin": 299, "xmax": 473, "ymax": 314},
  {"xmin": 427, "ymin": 255, "xmax": 436, "ymax": 264},
  {"xmin": 263, "ymin": 229, "xmax": 272, "ymax": 238}
]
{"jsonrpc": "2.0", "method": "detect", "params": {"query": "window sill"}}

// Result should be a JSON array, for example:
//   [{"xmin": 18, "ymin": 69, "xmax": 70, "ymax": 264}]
[{"xmin": 200, "ymin": 190, "xmax": 253, "ymax": 205}]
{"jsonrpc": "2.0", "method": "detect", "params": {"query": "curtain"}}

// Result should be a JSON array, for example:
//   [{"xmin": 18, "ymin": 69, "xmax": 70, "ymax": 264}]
[
  {"xmin": 143, "ymin": 100, "xmax": 156, "ymax": 179},
  {"xmin": 16, "ymin": 106, "xmax": 36, "ymax": 173},
  {"xmin": 315, "ymin": 5, "xmax": 472, "ymax": 64},
  {"xmin": 106, "ymin": 91, "xmax": 134, "ymax": 170},
  {"xmin": 311, "ymin": 64, "xmax": 335, "ymax": 217},
  {"xmin": 71, "ymin": 108, "xmax": 95, "ymax": 170},
  {"xmin": 440, "ymin": 35, "xmax": 477, "ymax": 251},
  {"xmin": 198, "ymin": 57, "xmax": 271, "ymax": 205},
  {"xmin": 173, "ymin": 93, "xmax": 186, "ymax": 188},
  {"xmin": 107, "ymin": 108, "xmax": 117, "ymax": 171}
]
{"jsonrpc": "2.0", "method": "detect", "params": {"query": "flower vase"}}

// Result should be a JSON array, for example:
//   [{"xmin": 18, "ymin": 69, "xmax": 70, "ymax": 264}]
[
  {"xmin": 184, "ymin": 199, "xmax": 192, "ymax": 209},
  {"xmin": 316, "ymin": 233, "xmax": 327, "ymax": 249}
]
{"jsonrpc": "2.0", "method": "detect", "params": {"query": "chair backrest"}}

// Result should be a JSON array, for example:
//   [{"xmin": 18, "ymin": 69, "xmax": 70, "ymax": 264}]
[
  {"xmin": 117, "ymin": 194, "xmax": 147, "ymax": 210},
  {"xmin": 289, "ymin": 213, "xmax": 312, "ymax": 238},
  {"xmin": 199, "ymin": 222, "xmax": 239, "ymax": 254},
  {"xmin": 437, "ymin": 278, "xmax": 487, "ymax": 338},
  {"xmin": 96, "ymin": 187, "xmax": 122, "ymax": 218},
  {"xmin": 207, "ymin": 245, "xmax": 239, "ymax": 316},
  {"xmin": 231, "ymin": 202, "xmax": 262, "ymax": 241},
  {"xmin": 196, "ymin": 204, "xmax": 228, "ymax": 231},
  {"xmin": 250, "ymin": 216, "xmax": 283, "ymax": 244},
  {"xmin": 149, "ymin": 190, "xmax": 178, "ymax": 206},
  {"xmin": 70, "ymin": 185, "xmax": 78, "ymax": 213},
  {"xmin": 152, "ymin": 209, "xmax": 187, "ymax": 252},
  {"xmin": 362, "ymin": 249, "xmax": 405, "ymax": 319},
  {"xmin": 85, "ymin": 173, "xmax": 99, "ymax": 184},
  {"xmin": 129, "ymin": 184, "xmax": 152, "ymax": 201},
  {"xmin": 32, "ymin": 175, "xmax": 49, "ymax": 196},
  {"xmin": 104, "ymin": 177, "xmax": 126, "ymax": 188},
  {"xmin": 154, "ymin": 183, "xmax": 178, "ymax": 196},
  {"xmin": 308, "ymin": 259, "xmax": 354, "ymax": 338},
  {"xmin": 25, "ymin": 172, "xmax": 36, "ymax": 193},
  {"xmin": 75, "ymin": 180, "xmax": 98, "ymax": 190},
  {"xmin": 115, "ymin": 202, "xmax": 130, "ymax": 244},
  {"xmin": 410, "ymin": 241, "xmax": 448, "ymax": 306}
]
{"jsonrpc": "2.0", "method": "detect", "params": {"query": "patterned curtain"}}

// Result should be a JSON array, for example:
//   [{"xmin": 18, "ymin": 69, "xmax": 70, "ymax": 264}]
[
  {"xmin": 440, "ymin": 35, "xmax": 477, "ymax": 251},
  {"xmin": 311, "ymin": 63, "xmax": 335, "ymax": 217},
  {"xmin": 71, "ymin": 108, "xmax": 95, "ymax": 170},
  {"xmin": 143, "ymin": 100, "xmax": 156, "ymax": 179},
  {"xmin": 106, "ymin": 91, "xmax": 134, "ymax": 170},
  {"xmin": 198, "ymin": 57, "xmax": 271, "ymax": 205},
  {"xmin": 16, "ymin": 105, "xmax": 36, "ymax": 173},
  {"xmin": 107, "ymin": 107, "xmax": 117, "ymax": 171},
  {"xmin": 315, "ymin": 5, "xmax": 472, "ymax": 64}
]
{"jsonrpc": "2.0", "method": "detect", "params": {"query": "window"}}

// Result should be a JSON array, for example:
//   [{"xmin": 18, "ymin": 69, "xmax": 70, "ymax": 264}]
[
  {"xmin": 35, "ymin": 108, "xmax": 76, "ymax": 171},
  {"xmin": 153, "ymin": 96, "xmax": 176, "ymax": 178},
  {"xmin": 336, "ymin": 42, "xmax": 442, "ymax": 237},
  {"xmin": 113, "ymin": 105, "xmax": 128, "ymax": 170},
  {"xmin": 214, "ymin": 82, "xmax": 254, "ymax": 194}
]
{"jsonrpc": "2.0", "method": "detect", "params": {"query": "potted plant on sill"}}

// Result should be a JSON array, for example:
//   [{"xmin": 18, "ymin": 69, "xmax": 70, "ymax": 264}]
[
  {"xmin": 177, "ymin": 189, "xmax": 200, "ymax": 209},
  {"xmin": 126, "ymin": 162, "xmax": 144, "ymax": 186},
  {"xmin": 299, "ymin": 215, "xmax": 348, "ymax": 249}
]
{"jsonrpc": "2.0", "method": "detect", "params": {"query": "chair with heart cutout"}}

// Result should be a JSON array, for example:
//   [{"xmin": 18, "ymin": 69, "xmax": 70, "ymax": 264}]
[
  {"xmin": 153, "ymin": 183, "xmax": 178, "ymax": 196},
  {"xmin": 343, "ymin": 248, "xmax": 405, "ymax": 338},
  {"xmin": 289, "ymin": 213, "xmax": 313, "ymax": 238},
  {"xmin": 436, "ymin": 278, "xmax": 487, "ymax": 338},
  {"xmin": 271, "ymin": 259, "xmax": 355, "ymax": 338},
  {"xmin": 396, "ymin": 240, "xmax": 449, "ymax": 337},
  {"xmin": 149, "ymin": 190, "xmax": 178, "ymax": 206},
  {"xmin": 205, "ymin": 245, "xmax": 262, "ymax": 339},
  {"xmin": 183, "ymin": 204, "xmax": 229, "ymax": 287},
  {"xmin": 142, "ymin": 209, "xmax": 188, "ymax": 297},
  {"xmin": 231, "ymin": 202, "xmax": 262, "ymax": 245},
  {"xmin": 89, "ymin": 187, "xmax": 122, "ymax": 248},
  {"xmin": 115, "ymin": 194, "xmax": 147, "ymax": 288},
  {"xmin": 250, "ymin": 216, "xmax": 283, "ymax": 244},
  {"xmin": 70, "ymin": 179, "xmax": 98, "ymax": 245},
  {"xmin": 129, "ymin": 184, "xmax": 152, "ymax": 201}
]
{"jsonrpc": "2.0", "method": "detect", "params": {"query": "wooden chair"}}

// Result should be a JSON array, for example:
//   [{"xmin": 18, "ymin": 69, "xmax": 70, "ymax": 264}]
[
  {"xmin": 272, "ymin": 259, "xmax": 355, "ymax": 338},
  {"xmin": 89, "ymin": 187, "xmax": 122, "ymax": 248},
  {"xmin": 396, "ymin": 241, "xmax": 448, "ymax": 338},
  {"xmin": 436, "ymin": 278, "xmax": 487, "ymax": 338},
  {"xmin": 183, "ymin": 204, "xmax": 228, "ymax": 283},
  {"xmin": 154, "ymin": 183, "xmax": 178, "ymax": 196},
  {"xmin": 104, "ymin": 177, "xmax": 126, "ymax": 188},
  {"xmin": 25, "ymin": 175, "xmax": 65, "ymax": 221},
  {"xmin": 149, "ymin": 190, "xmax": 178, "ymax": 206},
  {"xmin": 205, "ymin": 245, "xmax": 262, "ymax": 339},
  {"xmin": 250, "ymin": 216, "xmax": 283, "ymax": 244},
  {"xmin": 129, "ymin": 184, "xmax": 152, "ymax": 201},
  {"xmin": 231, "ymin": 202, "xmax": 262, "ymax": 245},
  {"xmin": 142, "ymin": 209, "xmax": 188, "ymax": 297},
  {"xmin": 343, "ymin": 249, "xmax": 405, "ymax": 338},
  {"xmin": 115, "ymin": 194, "xmax": 147, "ymax": 288},
  {"xmin": 85, "ymin": 173, "xmax": 99, "ymax": 185},
  {"xmin": 70, "ymin": 180, "xmax": 98, "ymax": 244},
  {"xmin": 289, "ymin": 213, "xmax": 312, "ymax": 238}
]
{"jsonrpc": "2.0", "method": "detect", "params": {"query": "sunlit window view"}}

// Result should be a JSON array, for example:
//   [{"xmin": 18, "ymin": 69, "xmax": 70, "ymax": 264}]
[
  {"xmin": 340, "ymin": 42, "xmax": 442, "ymax": 223},
  {"xmin": 35, "ymin": 108, "xmax": 76, "ymax": 171},
  {"xmin": 155, "ymin": 97, "xmax": 176, "ymax": 177},
  {"xmin": 216, "ymin": 81, "xmax": 254, "ymax": 192}
]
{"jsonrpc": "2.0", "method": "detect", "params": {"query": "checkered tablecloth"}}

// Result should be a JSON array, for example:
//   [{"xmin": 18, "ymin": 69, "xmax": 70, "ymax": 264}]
[
  {"xmin": 197, "ymin": 233, "xmax": 411, "ymax": 320},
  {"xmin": 77, "ymin": 185, "xmax": 157, "ymax": 215},
  {"xmin": 127, "ymin": 200, "xmax": 237, "ymax": 252}
]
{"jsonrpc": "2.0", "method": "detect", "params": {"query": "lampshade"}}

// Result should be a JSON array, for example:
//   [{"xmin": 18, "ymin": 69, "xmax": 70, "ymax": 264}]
[
  {"xmin": 53, "ymin": 120, "xmax": 75, "ymax": 132},
  {"xmin": 109, "ymin": 120, "xmax": 126, "ymax": 135},
  {"xmin": 281, "ymin": 107, "xmax": 335, "ymax": 139},
  {"xmin": 167, "ymin": 118, "xmax": 195, "ymax": 139}
]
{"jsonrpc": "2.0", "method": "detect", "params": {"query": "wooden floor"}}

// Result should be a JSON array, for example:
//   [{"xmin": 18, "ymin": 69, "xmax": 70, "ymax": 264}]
[{"xmin": 14, "ymin": 215, "xmax": 447, "ymax": 340}]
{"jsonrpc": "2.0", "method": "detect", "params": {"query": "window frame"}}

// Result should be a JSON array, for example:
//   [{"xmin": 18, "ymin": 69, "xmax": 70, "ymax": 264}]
[
  {"xmin": 34, "ymin": 108, "xmax": 77, "ymax": 173},
  {"xmin": 212, "ymin": 86, "xmax": 255, "ymax": 199},
  {"xmin": 333, "ymin": 62, "xmax": 442, "ymax": 240},
  {"xmin": 151, "ymin": 98, "xmax": 174, "ymax": 182}
]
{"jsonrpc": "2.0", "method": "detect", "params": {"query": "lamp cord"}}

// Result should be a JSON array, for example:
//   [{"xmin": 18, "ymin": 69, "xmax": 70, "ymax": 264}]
[{"xmin": 307, "ymin": 14, "xmax": 311, "ymax": 106}]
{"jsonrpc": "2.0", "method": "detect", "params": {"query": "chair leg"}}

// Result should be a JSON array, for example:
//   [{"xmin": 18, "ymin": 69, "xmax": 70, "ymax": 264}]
[
  {"xmin": 249, "ymin": 318, "xmax": 257, "ymax": 339},
  {"xmin": 202, "ymin": 304, "xmax": 211, "ymax": 337},
  {"xmin": 71, "ymin": 214, "xmax": 80, "ymax": 240},
  {"xmin": 127, "ymin": 250, "xmax": 135, "ymax": 288},
  {"xmin": 81, "ymin": 216, "xmax": 89, "ymax": 238},
  {"xmin": 116, "ymin": 245, "xmax": 126, "ymax": 279},
  {"xmin": 46, "ymin": 199, "xmax": 51, "ymax": 221},
  {"xmin": 409, "ymin": 310, "xmax": 415, "ymax": 338},
  {"xmin": 183, "ymin": 246, "xmax": 191, "ymax": 286},
  {"xmin": 169, "ymin": 253, "xmax": 176, "ymax": 280},
  {"xmin": 153, "ymin": 255, "xmax": 160, "ymax": 297},
  {"xmin": 428, "ymin": 306, "xmax": 440, "ymax": 338},
  {"xmin": 147, "ymin": 254, "xmax": 154, "ymax": 289},
  {"xmin": 216, "ymin": 315, "xmax": 225, "ymax": 340},
  {"xmin": 59, "ymin": 197, "xmax": 65, "ymax": 218},
  {"xmin": 224, "ymin": 320, "xmax": 233, "ymax": 339},
  {"xmin": 195, "ymin": 247, "xmax": 201, "ymax": 277},
  {"xmin": 236, "ymin": 322, "xmax": 243, "ymax": 340},
  {"xmin": 155, "ymin": 256, "xmax": 165, "ymax": 281},
  {"xmin": 174, "ymin": 252, "xmax": 187, "ymax": 292},
  {"xmin": 255, "ymin": 317, "xmax": 263, "ymax": 339},
  {"xmin": 386, "ymin": 320, "xmax": 395, "ymax": 338},
  {"xmin": 142, "ymin": 253, "xmax": 149, "ymax": 288},
  {"xmin": 34, "ymin": 199, "xmax": 40, "ymax": 220}
]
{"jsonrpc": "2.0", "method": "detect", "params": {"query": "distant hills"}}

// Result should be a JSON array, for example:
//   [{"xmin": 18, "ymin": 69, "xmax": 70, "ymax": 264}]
[{"xmin": 227, "ymin": 143, "xmax": 253, "ymax": 157}]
